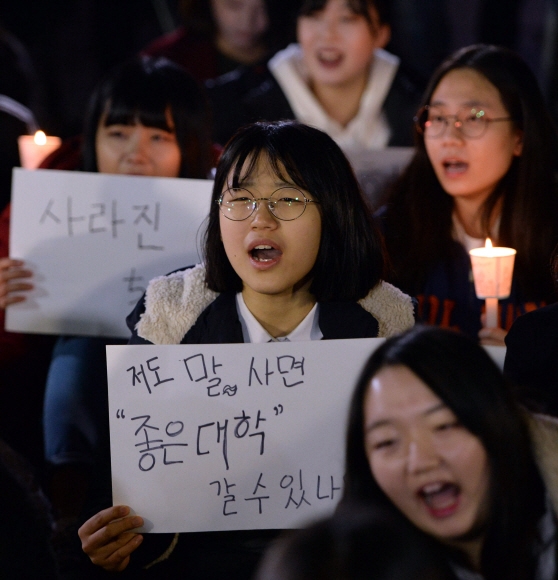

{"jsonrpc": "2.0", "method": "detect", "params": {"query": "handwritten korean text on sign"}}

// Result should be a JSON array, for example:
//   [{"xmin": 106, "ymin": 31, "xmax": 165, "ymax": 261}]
[
  {"xmin": 7, "ymin": 169, "xmax": 212, "ymax": 337},
  {"xmin": 107, "ymin": 339, "xmax": 384, "ymax": 533}
]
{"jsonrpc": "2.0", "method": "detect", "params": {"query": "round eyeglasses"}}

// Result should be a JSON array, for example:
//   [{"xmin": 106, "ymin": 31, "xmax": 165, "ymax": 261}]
[
  {"xmin": 217, "ymin": 187, "xmax": 319, "ymax": 221},
  {"xmin": 414, "ymin": 105, "xmax": 514, "ymax": 139}
]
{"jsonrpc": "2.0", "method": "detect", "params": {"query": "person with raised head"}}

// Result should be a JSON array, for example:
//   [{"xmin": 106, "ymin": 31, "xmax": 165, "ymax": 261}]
[
  {"xmin": 379, "ymin": 44, "xmax": 558, "ymax": 345},
  {"xmin": 343, "ymin": 325, "xmax": 558, "ymax": 580},
  {"xmin": 207, "ymin": 0, "xmax": 420, "ymax": 150},
  {"xmin": 78, "ymin": 120, "xmax": 415, "ymax": 579}
]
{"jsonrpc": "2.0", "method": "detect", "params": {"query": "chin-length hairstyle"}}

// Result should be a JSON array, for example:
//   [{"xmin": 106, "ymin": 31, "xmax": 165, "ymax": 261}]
[
  {"xmin": 299, "ymin": 0, "xmax": 391, "ymax": 27},
  {"xmin": 343, "ymin": 325, "xmax": 547, "ymax": 580},
  {"xmin": 382, "ymin": 44, "xmax": 558, "ymax": 302},
  {"xmin": 82, "ymin": 56, "xmax": 212, "ymax": 179},
  {"xmin": 204, "ymin": 121, "xmax": 385, "ymax": 301}
]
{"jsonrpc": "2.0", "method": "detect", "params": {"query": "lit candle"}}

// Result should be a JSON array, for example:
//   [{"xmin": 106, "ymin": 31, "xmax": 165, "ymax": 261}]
[
  {"xmin": 18, "ymin": 130, "xmax": 62, "ymax": 169},
  {"xmin": 469, "ymin": 238, "xmax": 516, "ymax": 328}
]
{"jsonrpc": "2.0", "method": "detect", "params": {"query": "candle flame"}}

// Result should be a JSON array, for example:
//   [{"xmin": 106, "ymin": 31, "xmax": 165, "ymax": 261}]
[
  {"xmin": 34, "ymin": 131, "xmax": 47, "ymax": 145},
  {"xmin": 485, "ymin": 238, "xmax": 493, "ymax": 249}
]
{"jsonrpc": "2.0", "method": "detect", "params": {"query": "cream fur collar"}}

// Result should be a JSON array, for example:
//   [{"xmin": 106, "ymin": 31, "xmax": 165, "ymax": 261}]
[{"xmin": 134, "ymin": 264, "xmax": 415, "ymax": 345}]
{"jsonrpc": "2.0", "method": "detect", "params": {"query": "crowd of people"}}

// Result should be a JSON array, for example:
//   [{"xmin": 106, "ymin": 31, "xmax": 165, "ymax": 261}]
[{"xmin": 1, "ymin": 0, "xmax": 558, "ymax": 579}]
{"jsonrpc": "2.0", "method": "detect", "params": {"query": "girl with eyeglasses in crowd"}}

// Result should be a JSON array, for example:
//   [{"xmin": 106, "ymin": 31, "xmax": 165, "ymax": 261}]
[
  {"xmin": 378, "ymin": 44, "xmax": 558, "ymax": 345},
  {"xmin": 77, "ymin": 120, "xmax": 414, "ymax": 579}
]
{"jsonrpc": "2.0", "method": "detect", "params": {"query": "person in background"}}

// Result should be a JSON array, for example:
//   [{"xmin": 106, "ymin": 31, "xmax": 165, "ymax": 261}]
[
  {"xmin": 206, "ymin": 0, "xmax": 420, "ymax": 150},
  {"xmin": 378, "ymin": 44, "xmax": 558, "ymax": 345},
  {"xmin": 142, "ymin": 0, "xmax": 299, "ymax": 83},
  {"xmin": 343, "ymin": 325, "xmax": 558, "ymax": 580},
  {"xmin": 0, "ymin": 57, "xmax": 214, "ymax": 571}
]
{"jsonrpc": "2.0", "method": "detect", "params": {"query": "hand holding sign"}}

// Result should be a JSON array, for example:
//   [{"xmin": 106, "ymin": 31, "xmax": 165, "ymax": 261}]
[
  {"xmin": 78, "ymin": 505, "xmax": 144, "ymax": 572},
  {"xmin": 0, "ymin": 257, "xmax": 33, "ymax": 309}
]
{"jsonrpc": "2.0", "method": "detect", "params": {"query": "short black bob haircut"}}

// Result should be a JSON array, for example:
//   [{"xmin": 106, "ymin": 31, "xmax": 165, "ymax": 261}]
[
  {"xmin": 204, "ymin": 121, "xmax": 385, "ymax": 302},
  {"xmin": 299, "ymin": 0, "xmax": 391, "ymax": 27},
  {"xmin": 82, "ymin": 56, "xmax": 212, "ymax": 179},
  {"xmin": 342, "ymin": 326, "xmax": 546, "ymax": 580}
]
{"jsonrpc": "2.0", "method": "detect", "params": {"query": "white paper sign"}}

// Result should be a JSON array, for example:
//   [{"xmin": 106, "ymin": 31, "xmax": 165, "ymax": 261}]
[
  {"xmin": 7, "ymin": 169, "xmax": 213, "ymax": 338},
  {"xmin": 106, "ymin": 339, "xmax": 385, "ymax": 533}
]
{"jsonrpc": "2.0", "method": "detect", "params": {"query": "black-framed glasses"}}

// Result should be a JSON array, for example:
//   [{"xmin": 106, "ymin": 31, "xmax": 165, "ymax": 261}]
[
  {"xmin": 414, "ymin": 105, "xmax": 514, "ymax": 139},
  {"xmin": 217, "ymin": 187, "xmax": 319, "ymax": 221}
]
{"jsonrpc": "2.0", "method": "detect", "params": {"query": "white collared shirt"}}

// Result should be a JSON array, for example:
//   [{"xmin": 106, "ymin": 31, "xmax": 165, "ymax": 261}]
[{"xmin": 235, "ymin": 293, "xmax": 323, "ymax": 343}]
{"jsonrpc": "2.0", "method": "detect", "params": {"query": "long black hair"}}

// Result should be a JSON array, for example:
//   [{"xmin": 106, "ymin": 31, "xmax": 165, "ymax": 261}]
[
  {"xmin": 343, "ymin": 325, "xmax": 547, "ymax": 580},
  {"xmin": 204, "ymin": 120, "xmax": 385, "ymax": 301},
  {"xmin": 82, "ymin": 56, "xmax": 212, "ymax": 179},
  {"xmin": 382, "ymin": 44, "xmax": 558, "ymax": 302}
]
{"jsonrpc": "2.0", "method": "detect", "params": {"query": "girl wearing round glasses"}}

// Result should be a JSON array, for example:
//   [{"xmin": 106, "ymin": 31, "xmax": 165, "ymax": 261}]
[
  {"xmin": 379, "ymin": 44, "xmax": 558, "ymax": 345},
  {"xmin": 78, "ymin": 121, "xmax": 414, "ymax": 577},
  {"xmin": 343, "ymin": 325, "xmax": 558, "ymax": 580}
]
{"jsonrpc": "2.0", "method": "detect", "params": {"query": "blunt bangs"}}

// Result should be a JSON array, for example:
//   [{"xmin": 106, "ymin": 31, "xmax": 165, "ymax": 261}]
[
  {"xmin": 101, "ymin": 97, "xmax": 174, "ymax": 133},
  {"xmin": 98, "ymin": 58, "xmax": 179, "ymax": 132},
  {"xmin": 211, "ymin": 121, "xmax": 343, "ymax": 205},
  {"xmin": 82, "ymin": 56, "xmax": 212, "ymax": 179}
]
